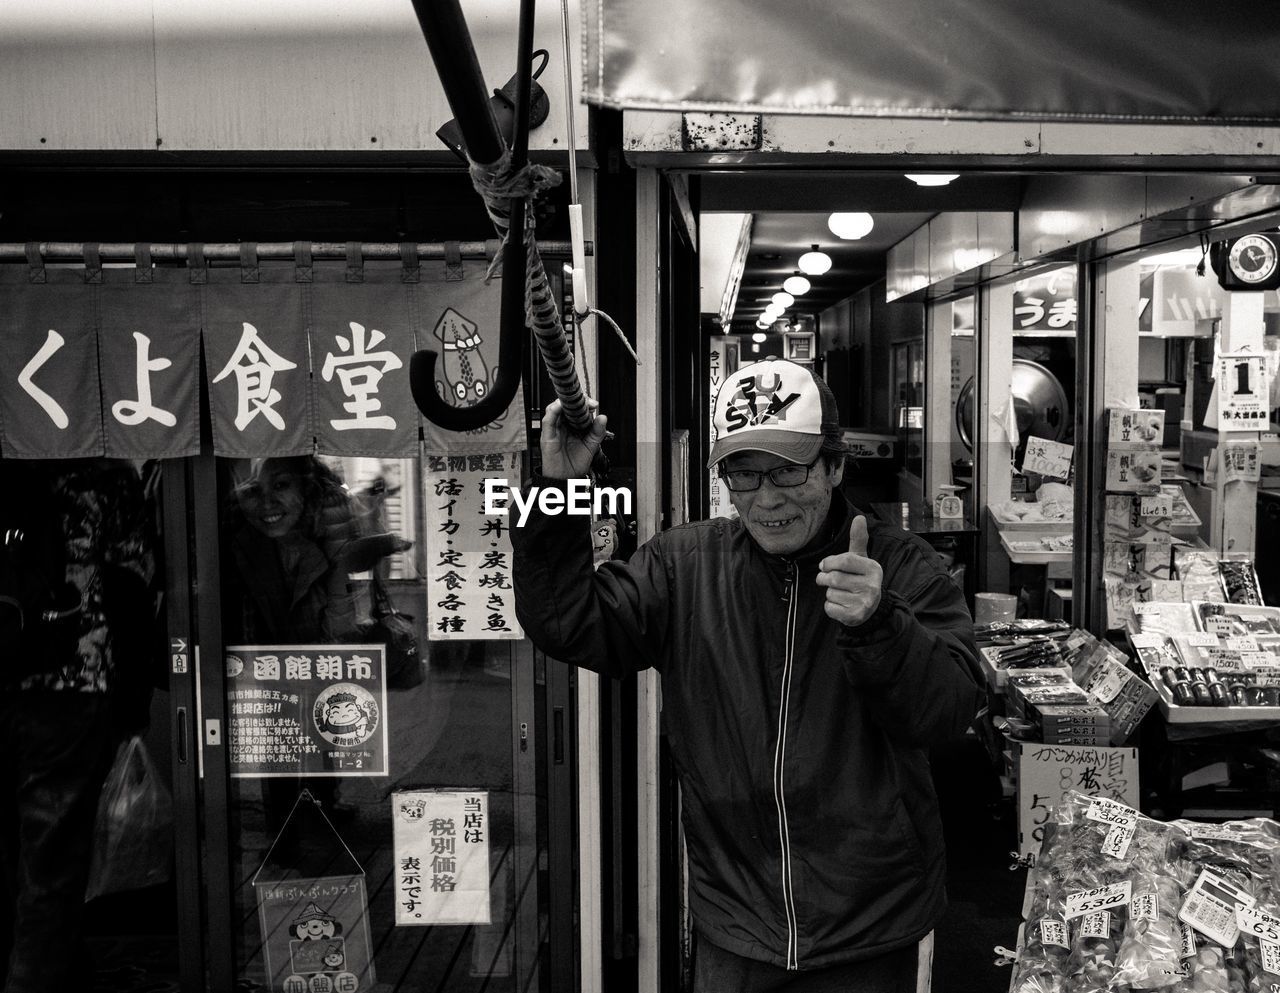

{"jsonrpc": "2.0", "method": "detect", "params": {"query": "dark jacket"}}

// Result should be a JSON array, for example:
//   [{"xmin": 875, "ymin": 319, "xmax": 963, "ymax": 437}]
[{"xmin": 512, "ymin": 478, "xmax": 984, "ymax": 971}]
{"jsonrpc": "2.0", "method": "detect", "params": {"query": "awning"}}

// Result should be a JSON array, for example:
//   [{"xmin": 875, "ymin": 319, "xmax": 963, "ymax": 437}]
[
  {"xmin": 0, "ymin": 246, "xmax": 526, "ymax": 460},
  {"xmin": 584, "ymin": 0, "xmax": 1280, "ymax": 123}
]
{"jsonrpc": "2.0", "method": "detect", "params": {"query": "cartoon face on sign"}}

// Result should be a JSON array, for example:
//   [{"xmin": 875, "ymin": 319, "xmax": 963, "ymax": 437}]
[
  {"xmin": 432, "ymin": 307, "xmax": 492, "ymax": 406},
  {"xmin": 313, "ymin": 683, "xmax": 379, "ymax": 747},
  {"xmin": 721, "ymin": 372, "xmax": 802, "ymax": 433}
]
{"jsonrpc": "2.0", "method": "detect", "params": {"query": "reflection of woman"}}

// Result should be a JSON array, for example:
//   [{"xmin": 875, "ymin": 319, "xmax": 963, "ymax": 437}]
[{"xmin": 227, "ymin": 457, "xmax": 359, "ymax": 644}]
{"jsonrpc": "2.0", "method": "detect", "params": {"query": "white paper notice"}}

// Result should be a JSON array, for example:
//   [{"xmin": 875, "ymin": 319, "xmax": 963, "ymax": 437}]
[
  {"xmin": 392, "ymin": 790, "xmax": 491, "ymax": 926},
  {"xmin": 1217, "ymin": 354, "xmax": 1269, "ymax": 432},
  {"xmin": 1023, "ymin": 437, "xmax": 1074, "ymax": 480}
]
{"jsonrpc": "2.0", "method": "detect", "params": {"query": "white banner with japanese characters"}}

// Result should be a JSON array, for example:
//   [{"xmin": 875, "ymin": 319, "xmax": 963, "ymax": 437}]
[
  {"xmin": 425, "ymin": 451, "xmax": 524, "ymax": 641},
  {"xmin": 392, "ymin": 790, "xmax": 491, "ymax": 926}
]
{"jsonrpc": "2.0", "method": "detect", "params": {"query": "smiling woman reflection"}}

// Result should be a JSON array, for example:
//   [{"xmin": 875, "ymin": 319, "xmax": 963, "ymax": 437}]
[{"xmin": 227, "ymin": 457, "xmax": 359, "ymax": 643}]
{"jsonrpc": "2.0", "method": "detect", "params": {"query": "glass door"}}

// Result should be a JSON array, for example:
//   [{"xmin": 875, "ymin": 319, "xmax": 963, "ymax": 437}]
[{"xmin": 185, "ymin": 450, "xmax": 558, "ymax": 993}]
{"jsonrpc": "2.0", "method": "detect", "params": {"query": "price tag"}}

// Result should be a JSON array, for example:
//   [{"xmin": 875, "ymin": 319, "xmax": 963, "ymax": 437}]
[
  {"xmin": 1180, "ymin": 923, "xmax": 1197, "ymax": 959},
  {"xmin": 1067, "ymin": 882, "xmax": 1133, "ymax": 920},
  {"xmin": 1251, "ymin": 668, "xmax": 1280, "ymax": 687},
  {"xmin": 1102, "ymin": 821, "xmax": 1136, "ymax": 860},
  {"xmin": 1237, "ymin": 906, "xmax": 1280, "ymax": 943},
  {"xmin": 1040, "ymin": 918, "xmax": 1069, "ymax": 949},
  {"xmin": 1081, "ymin": 911, "xmax": 1112, "ymax": 940},
  {"xmin": 1179, "ymin": 869, "xmax": 1255, "ymax": 947},
  {"xmin": 1140, "ymin": 494, "xmax": 1174, "ymax": 518},
  {"xmin": 1184, "ymin": 633, "xmax": 1222, "ymax": 648},
  {"xmin": 1131, "ymin": 892, "xmax": 1160, "ymax": 922},
  {"xmin": 1205, "ymin": 649, "xmax": 1247, "ymax": 672},
  {"xmin": 1208, "ymin": 617, "xmax": 1237, "ymax": 636},
  {"xmin": 1087, "ymin": 797, "xmax": 1139, "ymax": 827},
  {"xmin": 1262, "ymin": 940, "xmax": 1280, "ymax": 976},
  {"xmin": 1085, "ymin": 667, "xmax": 1125, "ymax": 704},
  {"xmin": 1226, "ymin": 636, "xmax": 1261, "ymax": 652},
  {"xmin": 1243, "ymin": 651, "xmax": 1280, "ymax": 669},
  {"xmin": 1024, "ymin": 437, "xmax": 1074, "ymax": 480},
  {"xmin": 1129, "ymin": 632, "xmax": 1166, "ymax": 649}
]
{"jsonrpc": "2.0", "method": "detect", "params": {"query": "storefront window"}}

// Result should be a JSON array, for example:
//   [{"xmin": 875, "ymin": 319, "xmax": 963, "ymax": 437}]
[{"xmin": 215, "ymin": 455, "xmax": 546, "ymax": 993}]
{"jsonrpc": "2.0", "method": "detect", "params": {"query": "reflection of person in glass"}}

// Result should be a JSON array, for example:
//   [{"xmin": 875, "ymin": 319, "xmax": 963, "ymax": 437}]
[{"xmin": 227, "ymin": 457, "xmax": 360, "ymax": 644}]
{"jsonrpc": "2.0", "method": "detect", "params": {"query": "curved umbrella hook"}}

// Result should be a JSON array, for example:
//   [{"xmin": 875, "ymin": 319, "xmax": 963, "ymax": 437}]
[{"xmin": 406, "ymin": 0, "xmax": 533, "ymax": 433}]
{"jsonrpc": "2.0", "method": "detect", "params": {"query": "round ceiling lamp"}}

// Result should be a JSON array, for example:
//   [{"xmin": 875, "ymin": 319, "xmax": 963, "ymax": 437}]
[
  {"xmin": 904, "ymin": 173, "xmax": 959, "ymax": 187},
  {"xmin": 798, "ymin": 245, "xmax": 833, "ymax": 276},
  {"xmin": 782, "ymin": 272, "xmax": 811, "ymax": 296},
  {"xmin": 827, "ymin": 212, "xmax": 874, "ymax": 240},
  {"xmin": 751, "ymin": 331, "xmax": 768, "ymax": 343},
  {"xmin": 771, "ymin": 291, "xmax": 795, "ymax": 309},
  {"xmin": 762, "ymin": 302, "xmax": 782, "ymax": 318}
]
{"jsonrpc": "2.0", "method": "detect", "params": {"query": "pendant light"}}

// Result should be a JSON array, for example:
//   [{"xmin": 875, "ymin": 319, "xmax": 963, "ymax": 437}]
[
  {"xmin": 798, "ymin": 245, "xmax": 833, "ymax": 276},
  {"xmin": 827, "ymin": 213, "xmax": 874, "ymax": 240},
  {"xmin": 782, "ymin": 272, "xmax": 811, "ymax": 296}
]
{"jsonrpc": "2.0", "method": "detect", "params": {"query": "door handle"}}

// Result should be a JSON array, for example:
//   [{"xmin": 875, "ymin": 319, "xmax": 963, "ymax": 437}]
[{"xmin": 176, "ymin": 706, "xmax": 188, "ymax": 764}]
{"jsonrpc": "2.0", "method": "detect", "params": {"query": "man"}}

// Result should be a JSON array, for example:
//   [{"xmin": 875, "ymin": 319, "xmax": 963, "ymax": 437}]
[{"xmin": 512, "ymin": 359, "xmax": 983, "ymax": 992}]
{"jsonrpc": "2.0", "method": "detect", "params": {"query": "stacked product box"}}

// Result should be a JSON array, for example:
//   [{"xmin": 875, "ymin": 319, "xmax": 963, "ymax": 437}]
[{"xmin": 1103, "ymin": 408, "xmax": 1169, "ymax": 628}]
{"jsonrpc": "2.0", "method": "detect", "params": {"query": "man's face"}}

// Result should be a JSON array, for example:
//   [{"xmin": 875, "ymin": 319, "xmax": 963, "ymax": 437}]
[
  {"xmin": 232, "ymin": 459, "xmax": 305, "ymax": 539},
  {"xmin": 724, "ymin": 450, "xmax": 843, "ymax": 557},
  {"xmin": 326, "ymin": 699, "xmax": 361, "ymax": 727}
]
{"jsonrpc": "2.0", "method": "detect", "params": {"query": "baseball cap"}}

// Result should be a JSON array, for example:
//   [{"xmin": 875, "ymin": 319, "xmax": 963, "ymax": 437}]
[{"xmin": 707, "ymin": 359, "xmax": 846, "ymax": 468}]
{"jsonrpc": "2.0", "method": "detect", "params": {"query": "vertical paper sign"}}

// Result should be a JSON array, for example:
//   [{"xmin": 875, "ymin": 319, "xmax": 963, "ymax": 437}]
[
  {"xmin": 419, "ymin": 261, "xmax": 528, "ymax": 456},
  {"xmin": 254, "ymin": 874, "xmax": 374, "ymax": 993},
  {"xmin": 1016, "ymin": 744, "xmax": 1139, "ymax": 858},
  {"xmin": 0, "ymin": 268, "xmax": 104, "ymax": 458},
  {"xmin": 225, "ymin": 644, "xmax": 389, "ymax": 778},
  {"xmin": 424, "ymin": 452, "xmax": 523, "ymax": 641},
  {"xmin": 202, "ymin": 268, "xmax": 312, "ymax": 457},
  {"xmin": 393, "ymin": 791, "xmax": 491, "ymax": 926},
  {"xmin": 310, "ymin": 265, "xmax": 418, "ymax": 457},
  {"xmin": 1221, "ymin": 441, "xmax": 1262, "ymax": 483},
  {"xmin": 98, "ymin": 268, "xmax": 201, "ymax": 458},
  {"xmin": 1217, "ymin": 353, "xmax": 1269, "ymax": 432},
  {"xmin": 708, "ymin": 340, "xmax": 736, "ymax": 519}
]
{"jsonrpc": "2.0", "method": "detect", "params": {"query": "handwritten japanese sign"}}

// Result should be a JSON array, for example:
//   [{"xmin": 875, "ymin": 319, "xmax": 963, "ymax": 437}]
[
  {"xmin": 425, "ymin": 452, "xmax": 524, "ymax": 641},
  {"xmin": 1217, "ymin": 353, "xmax": 1270, "ymax": 432},
  {"xmin": 254, "ymin": 873, "xmax": 374, "ymax": 993},
  {"xmin": 420, "ymin": 262, "xmax": 528, "ymax": 456},
  {"xmin": 225, "ymin": 645, "xmax": 389, "ymax": 778},
  {"xmin": 392, "ymin": 790, "xmax": 491, "ymax": 926},
  {"xmin": 1022, "ymin": 436, "xmax": 1074, "ymax": 480},
  {"xmin": 1015, "ymin": 742, "xmax": 1138, "ymax": 858},
  {"xmin": 708, "ymin": 341, "xmax": 736, "ymax": 519}
]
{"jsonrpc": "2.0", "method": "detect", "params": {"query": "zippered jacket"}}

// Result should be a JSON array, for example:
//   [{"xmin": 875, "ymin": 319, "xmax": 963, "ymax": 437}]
[{"xmin": 511, "ymin": 478, "xmax": 985, "ymax": 970}]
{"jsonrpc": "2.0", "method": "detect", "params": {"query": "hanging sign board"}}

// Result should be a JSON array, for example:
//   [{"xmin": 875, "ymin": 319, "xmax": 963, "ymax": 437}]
[
  {"xmin": 424, "ymin": 451, "xmax": 524, "ymax": 641},
  {"xmin": 419, "ymin": 258, "xmax": 528, "ymax": 456},
  {"xmin": 1217, "ymin": 353, "xmax": 1270, "ymax": 432},
  {"xmin": 1022, "ymin": 437, "xmax": 1074, "ymax": 480},
  {"xmin": 392, "ymin": 790, "xmax": 492, "ymax": 926},
  {"xmin": 1013, "ymin": 269, "xmax": 1077, "ymax": 333},
  {"xmin": 255, "ymin": 875, "xmax": 374, "ymax": 992},
  {"xmin": 225, "ymin": 644, "xmax": 389, "ymax": 778}
]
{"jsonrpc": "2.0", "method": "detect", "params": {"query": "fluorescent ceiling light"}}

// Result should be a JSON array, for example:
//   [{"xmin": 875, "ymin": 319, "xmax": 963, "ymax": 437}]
[
  {"xmin": 1140, "ymin": 248, "xmax": 1206, "ymax": 267},
  {"xmin": 798, "ymin": 245, "xmax": 833, "ymax": 275},
  {"xmin": 827, "ymin": 213, "xmax": 874, "ymax": 240},
  {"xmin": 782, "ymin": 274, "xmax": 811, "ymax": 295},
  {"xmin": 904, "ymin": 174, "xmax": 959, "ymax": 187}
]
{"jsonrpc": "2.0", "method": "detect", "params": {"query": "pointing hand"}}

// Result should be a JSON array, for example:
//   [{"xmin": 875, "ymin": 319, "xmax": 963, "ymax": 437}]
[{"xmin": 816, "ymin": 516, "xmax": 883, "ymax": 627}]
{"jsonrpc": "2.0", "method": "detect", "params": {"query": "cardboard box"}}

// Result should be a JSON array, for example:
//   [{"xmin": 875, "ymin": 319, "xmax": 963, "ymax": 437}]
[
  {"xmin": 1105, "ymin": 450, "xmax": 1163, "ymax": 494},
  {"xmin": 1108, "ymin": 409, "xmax": 1165, "ymax": 448},
  {"xmin": 1071, "ymin": 643, "xmax": 1159, "ymax": 745}
]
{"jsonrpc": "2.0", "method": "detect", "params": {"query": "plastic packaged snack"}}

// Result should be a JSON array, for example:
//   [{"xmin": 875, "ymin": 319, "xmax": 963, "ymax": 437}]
[{"xmin": 1114, "ymin": 871, "xmax": 1186, "ymax": 989}]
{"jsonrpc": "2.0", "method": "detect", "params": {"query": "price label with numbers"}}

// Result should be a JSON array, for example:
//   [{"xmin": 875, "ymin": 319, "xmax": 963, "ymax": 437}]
[
  {"xmin": 1237, "ymin": 906, "xmax": 1280, "ymax": 943},
  {"xmin": 1023, "ymin": 437, "xmax": 1074, "ymax": 480},
  {"xmin": 1226, "ymin": 636, "xmax": 1261, "ymax": 652},
  {"xmin": 1067, "ymin": 882, "xmax": 1132, "ymax": 920}
]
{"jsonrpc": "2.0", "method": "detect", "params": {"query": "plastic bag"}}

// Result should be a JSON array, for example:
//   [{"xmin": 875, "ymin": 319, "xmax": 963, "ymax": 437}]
[{"xmin": 85, "ymin": 735, "xmax": 174, "ymax": 901}]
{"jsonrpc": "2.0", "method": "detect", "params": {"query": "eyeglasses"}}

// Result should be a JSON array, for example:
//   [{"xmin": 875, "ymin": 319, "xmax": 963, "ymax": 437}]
[{"xmin": 721, "ymin": 457, "xmax": 821, "ymax": 492}]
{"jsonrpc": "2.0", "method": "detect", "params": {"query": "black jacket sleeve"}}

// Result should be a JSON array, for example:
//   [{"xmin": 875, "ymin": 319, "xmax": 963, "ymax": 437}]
[
  {"xmin": 511, "ymin": 477, "xmax": 670, "ymax": 678},
  {"xmin": 836, "ymin": 535, "xmax": 985, "ymax": 748}
]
